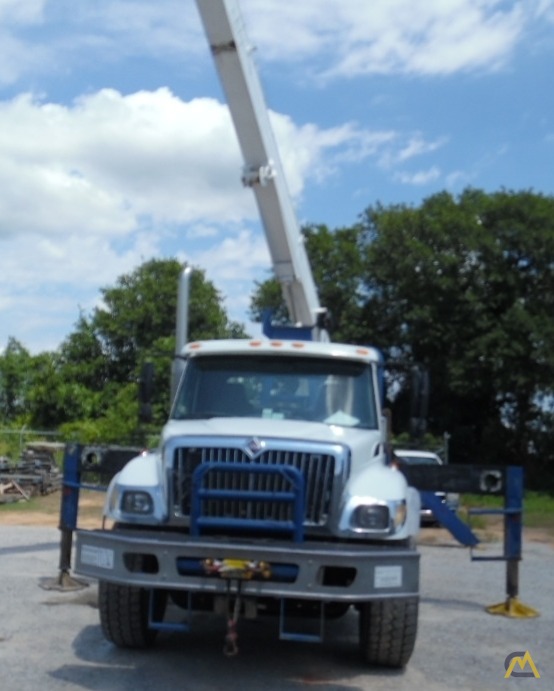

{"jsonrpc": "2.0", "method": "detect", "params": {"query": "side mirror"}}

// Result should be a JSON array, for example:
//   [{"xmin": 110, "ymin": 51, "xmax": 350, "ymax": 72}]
[{"xmin": 138, "ymin": 362, "xmax": 154, "ymax": 423}]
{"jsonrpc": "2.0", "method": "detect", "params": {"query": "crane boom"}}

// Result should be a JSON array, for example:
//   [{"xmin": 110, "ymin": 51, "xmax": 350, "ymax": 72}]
[{"xmin": 195, "ymin": 0, "xmax": 326, "ymax": 335}]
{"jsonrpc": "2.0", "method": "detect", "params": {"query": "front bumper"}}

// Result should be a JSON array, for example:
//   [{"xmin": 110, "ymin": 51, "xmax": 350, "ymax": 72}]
[{"xmin": 75, "ymin": 529, "xmax": 419, "ymax": 601}]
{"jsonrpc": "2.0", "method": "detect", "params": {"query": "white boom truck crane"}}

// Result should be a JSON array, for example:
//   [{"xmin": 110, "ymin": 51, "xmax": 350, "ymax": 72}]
[{"xmin": 74, "ymin": 0, "xmax": 421, "ymax": 667}]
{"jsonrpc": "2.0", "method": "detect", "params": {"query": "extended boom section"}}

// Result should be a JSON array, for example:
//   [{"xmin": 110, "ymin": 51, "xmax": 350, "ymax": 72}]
[{"xmin": 195, "ymin": 0, "xmax": 323, "ymax": 330}]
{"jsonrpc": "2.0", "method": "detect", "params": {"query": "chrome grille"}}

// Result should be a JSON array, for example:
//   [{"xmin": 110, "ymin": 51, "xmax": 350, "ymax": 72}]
[{"xmin": 172, "ymin": 445, "xmax": 337, "ymax": 526}]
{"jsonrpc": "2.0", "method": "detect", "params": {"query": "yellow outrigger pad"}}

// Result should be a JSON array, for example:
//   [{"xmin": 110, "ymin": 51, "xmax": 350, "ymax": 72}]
[{"xmin": 486, "ymin": 597, "xmax": 539, "ymax": 618}]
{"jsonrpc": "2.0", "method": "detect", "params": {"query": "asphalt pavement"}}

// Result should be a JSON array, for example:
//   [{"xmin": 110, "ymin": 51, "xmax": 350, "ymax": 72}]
[{"xmin": 0, "ymin": 525, "xmax": 552, "ymax": 690}]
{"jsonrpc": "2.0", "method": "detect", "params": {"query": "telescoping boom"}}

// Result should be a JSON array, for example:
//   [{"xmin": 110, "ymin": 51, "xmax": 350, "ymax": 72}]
[{"xmin": 195, "ymin": 0, "xmax": 327, "ymax": 338}]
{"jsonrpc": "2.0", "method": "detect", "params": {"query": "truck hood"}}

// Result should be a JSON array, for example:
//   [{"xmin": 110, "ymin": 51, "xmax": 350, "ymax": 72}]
[{"xmin": 162, "ymin": 417, "xmax": 382, "ymax": 473}]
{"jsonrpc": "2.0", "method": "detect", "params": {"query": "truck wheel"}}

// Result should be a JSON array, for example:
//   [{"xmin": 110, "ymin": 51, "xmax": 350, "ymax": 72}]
[
  {"xmin": 99, "ymin": 581, "xmax": 167, "ymax": 649},
  {"xmin": 359, "ymin": 597, "xmax": 418, "ymax": 668}
]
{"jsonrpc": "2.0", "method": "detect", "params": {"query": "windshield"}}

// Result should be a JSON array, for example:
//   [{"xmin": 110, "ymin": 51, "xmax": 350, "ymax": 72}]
[{"xmin": 172, "ymin": 354, "xmax": 378, "ymax": 429}]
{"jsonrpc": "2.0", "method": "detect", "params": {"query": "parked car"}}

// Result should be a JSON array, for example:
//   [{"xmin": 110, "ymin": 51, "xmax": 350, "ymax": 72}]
[{"xmin": 394, "ymin": 449, "xmax": 459, "ymax": 525}]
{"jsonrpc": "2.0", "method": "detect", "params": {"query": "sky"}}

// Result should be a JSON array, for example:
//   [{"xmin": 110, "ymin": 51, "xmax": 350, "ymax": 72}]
[{"xmin": 1, "ymin": 0, "xmax": 553, "ymax": 354}]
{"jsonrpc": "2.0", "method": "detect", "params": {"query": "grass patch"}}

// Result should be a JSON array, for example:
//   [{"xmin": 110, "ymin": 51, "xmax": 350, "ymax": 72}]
[
  {"xmin": 522, "ymin": 492, "xmax": 554, "ymax": 531},
  {"xmin": 0, "ymin": 490, "xmax": 63, "ymax": 515},
  {"xmin": 460, "ymin": 491, "xmax": 554, "ymax": 532},
  {"xmin": 0, "ymin": 489, "xmax": 105, "ymax": 527}
]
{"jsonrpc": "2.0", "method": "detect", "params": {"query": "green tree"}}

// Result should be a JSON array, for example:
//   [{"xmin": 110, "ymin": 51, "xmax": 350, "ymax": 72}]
[
  {"xmin": 88, "ymin": 259, "xmax": 247, "ymax": 426},
  {"xmin": 22, "ymin": 258, "xmax": 247, "ymax": 436},
  {"xmin": 250, "ymin": 188, "xmax": 554, "ymax": 484},
  {"xmin": 359, "ymin": 188, "xmax": 554, "ymax": 474},
  {"xmin": 0, "ymin": 337, "xmax": 32, "ymax": 421},
  {"xmin": 249, "ymin": 274, "xmax": 288, "ymax": 326},
  {"xmin": 58, "ymin": 314, "xmax": 108, "ymax": 392},
  {"xmin": 92, "ymin": 259, "xmax": 244, "ymax": 383},
  {"xmin": 26, "ymin": 352, "xmax": 95, "ymax": 428},
  {"xmin": 20, "ymin": 259, "xmax": 245, "ymax": 442}
]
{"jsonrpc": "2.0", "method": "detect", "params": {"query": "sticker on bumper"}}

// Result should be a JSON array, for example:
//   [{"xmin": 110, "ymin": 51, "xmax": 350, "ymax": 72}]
[
  {"xmin": 80, "ymin": 545, "xmax": 115, "ymax": 570},
  {"xmin": 374, "ymin": 565, "xmax": 402, "ymax": 588}
]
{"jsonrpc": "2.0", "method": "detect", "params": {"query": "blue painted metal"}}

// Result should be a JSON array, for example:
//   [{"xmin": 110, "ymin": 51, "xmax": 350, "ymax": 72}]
[
  {"xmin": 262, "ymin": 309, "xmax": 313, "ymax": 340},
  {"xmin": 467, "ymin": 466, "xmax": 527, "ymax": 606},
  {"xmin": 504, "ymin": 465, "xmax": 523, "ymax": 560},
  {"xmin": 190, "ymin": 462, "xmax": 306, "ymax": 542},
  {"xmin": 279, "ymin": 599, "xmax": 325, "ymax": 643},
  {"xmin": 470, "ymin": 465, "xmax": 523, "ymax": 563},
  {"xmin": 148, "ymin": 590, "xmax": 191, "ymax": 633},
  {"xmin": 420, "ymin": 491, "xmax": 479, "ymax": 547},
  {"xmin": 60, "ymin": 444, "xmax": 83, "ymax": 531}
]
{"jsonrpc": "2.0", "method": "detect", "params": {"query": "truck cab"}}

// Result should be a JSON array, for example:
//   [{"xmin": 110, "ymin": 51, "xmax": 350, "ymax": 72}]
[{"xmin": 107, "ymin": 339, "xmax": 419, "ymax": 542}]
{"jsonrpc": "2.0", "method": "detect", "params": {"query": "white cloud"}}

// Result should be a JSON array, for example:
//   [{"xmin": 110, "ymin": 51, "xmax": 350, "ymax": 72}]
[
  {"xmin": 186, "ymin": 228, "xmax": 270, "ymax": 282},
  {"xmin": 55, "ymin": 0, "xmax": 201, "ymax": 61},
  {"xmin": 244, "ymin": 0, "xmax": 539, "ymax": 77},
  {"xmin": 445, "ymin": 169, "xmax": 475, "ymax": 188},
  {"xmin": 396, "ymin": 134, "xmax": 448, "ymax": 163},
  {"xmin": 269, "ymin": 115, "xmax": 381, "ymax": 189},
  {"xmin": 0, "ymin": 228, "xmax": 162, "ymax": 352},
  {"xmin": 394, "ymin": 166, "xmax": 441, "ymax": 185},
  {"xmin": 186, "ymin": 223, "xmax": 220, "ymax": 240},
  {"xmin": 178, "ymin": 226, "xmax": 271, "ymax": 327},
  {"xmin": 535, "ymin": 0, "xmax": 554, "ymax": 21},
  {"xmin": 0, "ymin": 89, "xmax": 252, "ymax": 241},
  {"xmin": 0, "ymin": 0, "xmax": 45, "ymax": 24},
  {"xmin": 378, "ymin": 133, "xmax": 448, "ymax": 169},
  {"xmin": 0, "ymin": 0, "xmax": 200, "ymax": 86},
  {"xmin": 0, "ymin": 87, "xmax": 376, "ymax": 239},
  {"xmin": 0, "ymin": 86, "xmax": 377, "ymax": 351},
  {"xmin": 0, "ymin": 0, "xmax": 49, "ymax": 85},
  {"xmin": 0, "ymin": 0, "xmax": 548, "ymax": 87}
]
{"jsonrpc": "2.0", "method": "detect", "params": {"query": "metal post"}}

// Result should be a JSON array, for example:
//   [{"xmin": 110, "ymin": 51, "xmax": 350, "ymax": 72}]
[
  {"xmin": 504, "ymin": 466, "xmax": 522, "ymax": 600},
  {"xmin": 485, "ymin": 466, "xmax": 538, "ymax": 618},
  {"xmin": 40, "ymin": 443, "xmax": 88, "ymax": 591}
]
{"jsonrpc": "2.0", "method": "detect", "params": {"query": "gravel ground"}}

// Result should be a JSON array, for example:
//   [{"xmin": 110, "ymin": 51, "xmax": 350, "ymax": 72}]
[{"xmin": 0, "ymin": 525, "xmax": 552, "ymax": 691}]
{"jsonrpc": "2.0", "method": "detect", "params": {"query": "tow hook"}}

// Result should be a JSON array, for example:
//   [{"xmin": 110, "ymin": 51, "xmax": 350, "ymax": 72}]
[
  {"xmin": 224, "ymin": 582, "xmax": 242, "ymax": 657},
  {"xmin": 201, "ymin": 558, "xmax": 271, "ymax": 656}
]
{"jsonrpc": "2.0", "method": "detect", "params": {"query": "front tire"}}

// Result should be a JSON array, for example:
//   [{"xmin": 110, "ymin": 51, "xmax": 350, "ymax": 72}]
[
  {"xmin": 359, "ymin": 597, "xmax": 418, "ymax": 668},
  {"xmin": 99, "ymin": 581, "xmax": 167, "ymax": 649}
]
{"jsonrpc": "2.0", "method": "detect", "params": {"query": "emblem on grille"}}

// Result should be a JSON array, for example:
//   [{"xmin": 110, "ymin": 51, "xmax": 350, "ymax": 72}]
[{"xmin": 246, "ymin": 437, "xmax": 265, "ymax": 457}]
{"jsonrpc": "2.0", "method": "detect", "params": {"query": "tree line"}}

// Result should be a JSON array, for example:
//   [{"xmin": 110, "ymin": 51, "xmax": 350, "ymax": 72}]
[
  {"xmin": 1, "ymin": 188, "xmax": 553, "ymax": 489},
  {"xmin": 0, "ymin": 261, "xmax": 246, "ymax": 453}
]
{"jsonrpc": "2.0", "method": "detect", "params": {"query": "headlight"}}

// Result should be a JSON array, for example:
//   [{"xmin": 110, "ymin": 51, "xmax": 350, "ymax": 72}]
[
  {"xmin": 353, "ymin": 504, "xmax": 390, "ymax": 531},
  {"xmin": 350, "ymin": 499, "xmax": 407, "ymax": 534},
  {"xmin": 121, "ymin": 490, "xmax": 154, "ymax": 515}
]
